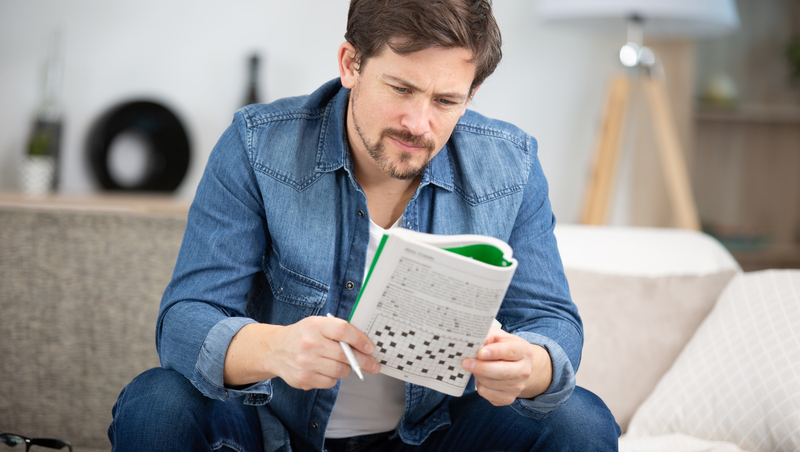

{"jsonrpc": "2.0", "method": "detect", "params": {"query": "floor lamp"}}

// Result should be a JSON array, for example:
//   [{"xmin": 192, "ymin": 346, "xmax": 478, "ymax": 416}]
[{"xmin": 539, "ymin": 0, "xmax": 739, "ymax": 230}]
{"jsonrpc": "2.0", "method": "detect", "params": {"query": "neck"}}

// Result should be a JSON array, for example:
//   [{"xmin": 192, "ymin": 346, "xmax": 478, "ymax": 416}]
[{"xmin": 357, "ymin": 167, "xmax": 420, "ymax": 229}]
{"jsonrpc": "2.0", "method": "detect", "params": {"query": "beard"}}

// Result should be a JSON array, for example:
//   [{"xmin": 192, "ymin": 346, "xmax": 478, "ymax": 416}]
[
  {"xmin": 359, "ymin": 125, "xmax": 436, "ymax": 180},
  {"xmin": 350, "ymin": 85, "xmax": 437, "ymax": 181}
]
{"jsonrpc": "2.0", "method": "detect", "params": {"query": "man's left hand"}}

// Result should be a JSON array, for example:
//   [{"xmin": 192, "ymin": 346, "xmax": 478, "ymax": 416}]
[{"xmin": 462, "ymin": 327, "xmax": 553, "ymax": 406}]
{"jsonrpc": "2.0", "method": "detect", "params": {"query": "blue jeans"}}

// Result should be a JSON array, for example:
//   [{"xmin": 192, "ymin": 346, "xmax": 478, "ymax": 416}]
[{"xmin": 109, "ymin": 368, "xmax": 620, "ymax": 452}]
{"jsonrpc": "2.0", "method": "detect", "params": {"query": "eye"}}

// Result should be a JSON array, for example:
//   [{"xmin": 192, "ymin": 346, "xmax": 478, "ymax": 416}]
[
  {"xmin": 437, "ymin": 98, "xmax": 457, "ymax": 107},
  {"xmin": 393, "ymin": 86, "xmax": 409, "ymax": 94}
]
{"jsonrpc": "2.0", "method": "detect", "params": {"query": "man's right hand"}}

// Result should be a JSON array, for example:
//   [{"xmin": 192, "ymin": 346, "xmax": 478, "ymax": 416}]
[{"xmin": 223, "ymin": 315, "xmax": 380, "ymax": 390}]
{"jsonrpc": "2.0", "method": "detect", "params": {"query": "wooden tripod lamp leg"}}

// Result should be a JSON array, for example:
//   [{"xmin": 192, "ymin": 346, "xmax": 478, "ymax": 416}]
[
  {"xmin": 642, "ymin": 76, "xmax": 701, "ymax": 230},
  {"xmin": 580, "ymin": 74, "xmax": 632, "ymax": 225}
]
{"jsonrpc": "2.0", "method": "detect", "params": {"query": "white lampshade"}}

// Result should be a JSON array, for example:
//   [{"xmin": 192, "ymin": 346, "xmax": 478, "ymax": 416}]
[{"xmin": 539, "ymin": 0, "xmax": 740, "ymax": 39}]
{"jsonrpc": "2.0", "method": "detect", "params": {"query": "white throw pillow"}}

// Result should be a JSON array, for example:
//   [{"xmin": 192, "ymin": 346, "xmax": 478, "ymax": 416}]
[{"xmin": 626, "ymin": 270, "xmax": 800, "ymax": 452}]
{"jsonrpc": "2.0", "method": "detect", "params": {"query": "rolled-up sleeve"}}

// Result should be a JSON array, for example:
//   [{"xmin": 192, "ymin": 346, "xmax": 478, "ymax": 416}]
[{"xmin": 511, "ymin": 331, "xmax": 576, "ymax": 418}]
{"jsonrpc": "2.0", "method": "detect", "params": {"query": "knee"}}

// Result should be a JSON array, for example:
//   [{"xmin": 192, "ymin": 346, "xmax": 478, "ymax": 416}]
[
  {"xmin": 544, "ymin": 386, "xmax": 620, "ymax": 448},
  {"xmin": 109, "ymin": 368, "xmax": 212, "ymax": 447}
]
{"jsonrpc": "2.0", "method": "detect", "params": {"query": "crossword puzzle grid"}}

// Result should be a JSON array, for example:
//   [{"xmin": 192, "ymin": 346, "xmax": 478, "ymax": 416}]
[{"xmin": 367, "ymin": 314, "xmax": 477, "ymax": 388}]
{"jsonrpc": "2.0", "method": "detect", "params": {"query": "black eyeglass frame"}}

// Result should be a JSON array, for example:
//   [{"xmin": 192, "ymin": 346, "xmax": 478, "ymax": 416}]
[{"xmin": 0, "ymin": 432, "xmax": 73, "ymax": 452}]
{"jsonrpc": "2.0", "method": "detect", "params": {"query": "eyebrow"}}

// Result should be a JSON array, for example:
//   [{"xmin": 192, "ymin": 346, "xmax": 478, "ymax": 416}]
[{"xmin": 383, "ymin": 75, "xmax": 469, "ymax": 103}]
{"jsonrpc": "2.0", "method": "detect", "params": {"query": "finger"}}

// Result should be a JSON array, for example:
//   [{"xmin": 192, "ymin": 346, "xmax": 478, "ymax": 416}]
[
  {"xmin": 483, "ymin": 326, "xmax": 506, "ymax": 344},
  {"xmin": 282, "ymin": 321, "xmax": 357, "ymax": 370},
  {"xmin": 474, "ymin": 380, "xmax": 518, "ymax": 407},
  {"xmin": 321, "ymin": 316, "xmax": 380, "ymax": 374},
  {"xmin": 473, "ymin": 370, "xmax": 529, "ymax": 400},
  {"xmin": 463, "ymin": 356, "xmax": 531, "ymax": 383},
  {"xmin": 323, "ymin": 315, "xmax": 375, "ymax": 355},
  {"xmin": 327, "ymin": 339, "xmax": 381, "ymax": 375},
  {"xmin": 477, "ymin": 336, "xmax": 532, "ymax": 362},
  {"xmin": 317, "ymin": 355, "xmax": 356, "ymax": 379},
  {"xmin": 352, "ymin": 348, "xmax": 381, "ymax": 374},
  {"xmin": 283, "ymin": 356, "xmax": 352, "ymax": 390}
]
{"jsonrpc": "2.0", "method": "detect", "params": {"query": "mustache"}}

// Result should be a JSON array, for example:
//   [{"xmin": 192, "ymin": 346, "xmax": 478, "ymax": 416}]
[{"xmin": 381, "ymin": 128, "xmax": 436, "ymax": 152}]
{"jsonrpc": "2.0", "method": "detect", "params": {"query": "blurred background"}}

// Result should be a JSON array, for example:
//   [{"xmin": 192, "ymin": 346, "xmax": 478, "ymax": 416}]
[{"xmin": 1, "ymin": 0, "xmax": 799, "ymax": 269}]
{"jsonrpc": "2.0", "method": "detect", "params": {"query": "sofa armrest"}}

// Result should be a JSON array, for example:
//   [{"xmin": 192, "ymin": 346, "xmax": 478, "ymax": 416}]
[{"xmin": 0, "ymin": 202, "xmax": 187, "ymax": 449}]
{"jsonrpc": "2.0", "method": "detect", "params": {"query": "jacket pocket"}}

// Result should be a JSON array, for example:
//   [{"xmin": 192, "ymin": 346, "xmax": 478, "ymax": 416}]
[{"xmin": 260, "ymin": 258, "xmax": 328, "ymax": 325}]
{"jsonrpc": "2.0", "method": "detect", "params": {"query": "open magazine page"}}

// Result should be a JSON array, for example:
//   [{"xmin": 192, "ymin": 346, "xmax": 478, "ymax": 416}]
[{"xmin": 349, "ymin": 232, "xmax": 517, "ymax": 397}]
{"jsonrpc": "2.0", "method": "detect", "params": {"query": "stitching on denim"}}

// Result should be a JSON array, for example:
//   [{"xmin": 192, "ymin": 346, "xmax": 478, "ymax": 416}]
[
  {"xmin": 251, "ymin": 161, "xmax": 326, "ymax": 192},
  {"xmin": 315, "ymin": 100, "xmax": 339, "ymax": 172},
  {"xmin": 246, "ymin": 109, "xmax": 326, "ymax": 128},
  {"xmin": 452, "ymin": 183, "xmax": 525, "ymax": 206},
  {"xmin": 275, "ymin": 260, "xmax": 330, "ymax": 292},
  {"xmin": 211, "ymin": 439, "xmax": 246, "ymax": 452},
  {"xmin": 454, "ymin": 121, "xmax": 528, "ymax": 149}
]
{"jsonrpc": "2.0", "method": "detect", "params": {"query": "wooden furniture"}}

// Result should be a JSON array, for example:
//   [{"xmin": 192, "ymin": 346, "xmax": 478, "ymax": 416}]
[{"xmin": 693, "ymin": 105, "xmax": 800, "ymax": 271}]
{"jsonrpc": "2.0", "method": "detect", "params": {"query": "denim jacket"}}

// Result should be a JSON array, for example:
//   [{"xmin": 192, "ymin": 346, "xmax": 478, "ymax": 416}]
[{"xmin": 157, "ymin": 79, "xmax": 582, "ymax": 452}]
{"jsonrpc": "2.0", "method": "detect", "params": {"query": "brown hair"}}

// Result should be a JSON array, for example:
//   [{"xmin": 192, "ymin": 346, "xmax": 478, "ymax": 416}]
[{"xmin": 345, "ymin": 0, "xmax": 502, "ymax": 93}]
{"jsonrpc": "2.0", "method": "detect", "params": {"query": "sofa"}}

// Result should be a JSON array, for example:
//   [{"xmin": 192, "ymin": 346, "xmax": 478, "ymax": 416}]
[
  {"xmin": 1, "ymin": 195, "xmax": 798, "ymax": 451},
  {"xmin": 556, "ymin": 225, "xmax": 800, "ymax": 452},
  {"xmin": 0, "ymin": 195, "xmax": 188, "ymax": 452}
]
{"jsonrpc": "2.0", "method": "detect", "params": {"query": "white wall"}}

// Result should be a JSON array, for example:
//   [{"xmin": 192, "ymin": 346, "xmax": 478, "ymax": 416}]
[{"xmin": 0, "ymin": 0, "xmax": 623, "ymax": 223}]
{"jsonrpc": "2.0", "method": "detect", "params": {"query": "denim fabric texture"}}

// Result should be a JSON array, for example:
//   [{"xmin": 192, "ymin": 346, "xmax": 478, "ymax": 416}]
[
  {"xmin": 110, "ymin": 368, "xmax": 620, "ymax": 452},
  {"xmin": 154, "ymin": 79, "xmax": 585, "ymax": 452}
]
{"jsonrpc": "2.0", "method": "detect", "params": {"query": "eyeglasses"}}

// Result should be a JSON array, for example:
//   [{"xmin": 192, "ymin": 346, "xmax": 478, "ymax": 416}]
[{"xmin": 0, "ymin": 433, "xmax": 72, "ymax": 452}]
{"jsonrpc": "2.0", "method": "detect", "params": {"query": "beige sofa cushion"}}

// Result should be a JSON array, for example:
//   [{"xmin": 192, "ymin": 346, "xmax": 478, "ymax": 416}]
[{"xmin": 555, "ymin": 225, "xmax": 740, "ymax": 431}]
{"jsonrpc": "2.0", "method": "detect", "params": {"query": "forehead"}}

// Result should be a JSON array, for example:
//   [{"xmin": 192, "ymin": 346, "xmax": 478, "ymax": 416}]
[{"xmin": 363, "ymin": 44, "xmax": 476, "ymax": 93}]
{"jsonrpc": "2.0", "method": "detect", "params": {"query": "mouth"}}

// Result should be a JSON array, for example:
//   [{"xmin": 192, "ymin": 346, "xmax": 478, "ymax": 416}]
[
  {"xmin": 383, "ymin": 130, "xmax": 434, "ymax": 155},
  {"xmin": 388, "ymin": 136, "xmax": 427, "ymax": 153}
]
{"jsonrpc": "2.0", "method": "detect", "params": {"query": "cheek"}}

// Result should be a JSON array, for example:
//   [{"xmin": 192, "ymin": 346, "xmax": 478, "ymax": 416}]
[
  {"xmin": 433, "ymin": 114, "xmax": 462, "ymax": 144},
  {"xmin": 361, "ymin": 94, "xmax": 399, "ymax": 123}
]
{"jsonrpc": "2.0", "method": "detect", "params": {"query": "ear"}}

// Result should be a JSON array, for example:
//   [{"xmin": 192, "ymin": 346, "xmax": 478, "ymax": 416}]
[
  {"xmin": 461, "ymin": 85, "xmax": 481, "ymax": 116},
  {"xmin": 338, "ymin": 42, "xmax": 359, "ymax": 89}
]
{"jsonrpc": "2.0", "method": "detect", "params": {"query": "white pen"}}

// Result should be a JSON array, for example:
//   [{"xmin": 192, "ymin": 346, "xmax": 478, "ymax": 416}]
[{"xmin": 327, "ymin": 313, "xmax": 364, "ymax": 381}]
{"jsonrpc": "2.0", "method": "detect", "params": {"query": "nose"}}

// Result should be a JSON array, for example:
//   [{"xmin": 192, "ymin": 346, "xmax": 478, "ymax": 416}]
[{"xmin": 399, "ymin": 98, "xmax": 432, "ymax": 137}]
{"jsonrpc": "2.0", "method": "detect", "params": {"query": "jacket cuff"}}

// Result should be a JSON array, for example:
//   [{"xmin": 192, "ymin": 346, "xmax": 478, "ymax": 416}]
[
  {"xmin": 190, "ymin": 316, "xmax": 273, "ymax": 404},
  {"xmin": 510, "ymin": 331, "xmax": 576, "ymax": 419}
]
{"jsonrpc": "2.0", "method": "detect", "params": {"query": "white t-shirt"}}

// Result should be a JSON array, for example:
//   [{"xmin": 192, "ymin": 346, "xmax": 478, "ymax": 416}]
[{"xmin": 325, "ymin": 218, "xmax": 406, "ymax": 438}]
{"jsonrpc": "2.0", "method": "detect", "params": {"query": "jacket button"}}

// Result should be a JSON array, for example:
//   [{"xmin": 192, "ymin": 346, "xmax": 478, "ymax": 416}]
[
  {"xmin": 345, "ymin": 281, "xmax": 355, "ymax": 290},
  {"xmin": 358, "ymin": 210, "xmax": 365, "ymax": 217},
  {"xmin": 311, "ymin": 422, "xmax": 319, "ymax": 430}
]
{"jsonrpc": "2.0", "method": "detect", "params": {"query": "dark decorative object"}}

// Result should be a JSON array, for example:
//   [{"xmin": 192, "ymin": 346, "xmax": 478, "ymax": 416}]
[{"xmin": 87, "ymin": 100, "xmax": 190, "ymax": 192}]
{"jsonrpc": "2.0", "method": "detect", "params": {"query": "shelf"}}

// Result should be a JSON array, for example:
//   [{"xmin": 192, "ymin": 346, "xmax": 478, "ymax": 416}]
[
  {"xmin": 695, "ymin": 104, "xmax": 800, "ymax": 124},
  {"xmin": 693, "ymin": 105, "xmax": 800, "ymax": 271},
  {"xmin": 0, "ymin": 192, "xmax": 191, "ymax": 216}
]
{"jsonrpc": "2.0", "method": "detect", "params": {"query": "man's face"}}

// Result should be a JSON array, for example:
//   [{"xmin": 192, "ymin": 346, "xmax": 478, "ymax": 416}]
[{"xmin": 341, "ymin": 44, "xmax": 477, "ymax": 181}]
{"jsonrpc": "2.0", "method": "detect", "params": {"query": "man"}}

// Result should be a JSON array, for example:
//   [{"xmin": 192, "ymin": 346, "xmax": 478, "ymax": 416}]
[{"xmin": 109, "ymin": 1, "xmax": 620, "ymax": 450}]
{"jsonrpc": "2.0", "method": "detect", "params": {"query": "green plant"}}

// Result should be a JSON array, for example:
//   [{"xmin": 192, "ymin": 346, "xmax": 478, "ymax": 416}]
[{"xmin": 787, "ymin": 36, "xmax": 800, "ymax": 84}]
